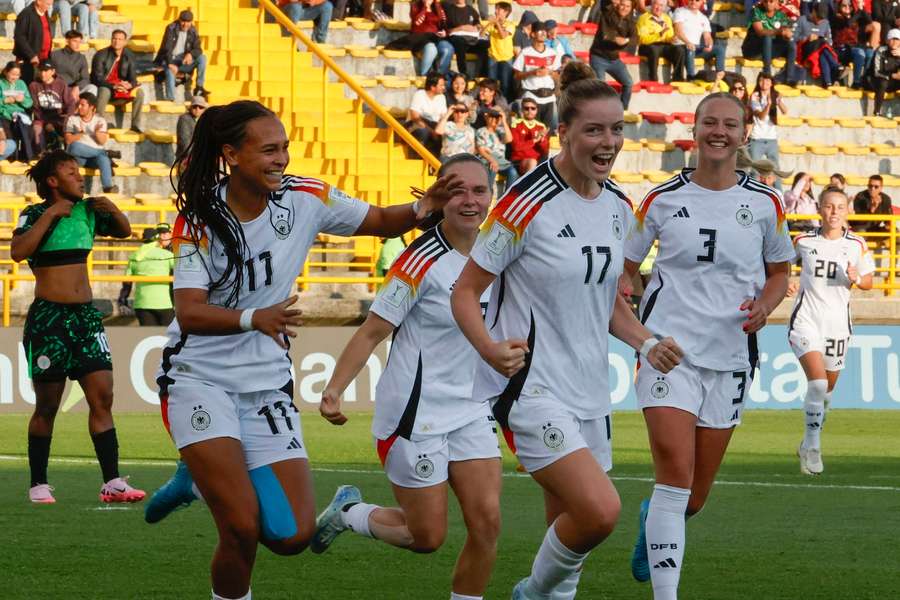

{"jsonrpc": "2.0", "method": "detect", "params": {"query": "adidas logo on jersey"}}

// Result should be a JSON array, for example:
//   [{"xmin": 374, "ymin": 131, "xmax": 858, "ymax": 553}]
[
  {"xmin": 672, "ymin": 207, "xmax": 691, "ymax": 218},
  {"xmin": 286, "ymin": 437, "xmax": 303, "ymax": 450},
  {"xmin": 557, "ymin": 224, "xmax": 576, "ymax": 238},
  {"xmin": 654, "ymin": 558, "xmax": 678, "ymax": 569},
  {"xmin": 809, "ymin": 249, "xmax": 818, "ymax": 255}
]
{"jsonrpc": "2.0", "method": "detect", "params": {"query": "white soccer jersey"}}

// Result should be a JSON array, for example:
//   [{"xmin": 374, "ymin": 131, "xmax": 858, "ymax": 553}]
[
  {"xmin": 469, "ymin": 159, "xmax": 635, "ymax": 423},
  {"xmin": 156, "ymin": 176, "xmax": 370, "ymax": 394},
  {"xmin": 789, "ymin": 229, "xmax": 875, "ymax": 336},
  {"xmin": 370, "ymin": 225, "xmax": 492, "ymax": 441},
  {"xmin": 625, "ymin": 169, "xmax": 795, "ymax": 371}
]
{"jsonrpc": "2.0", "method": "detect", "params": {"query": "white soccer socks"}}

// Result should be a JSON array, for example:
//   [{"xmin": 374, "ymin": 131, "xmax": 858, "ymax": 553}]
[
  {"xmin": 646, "ymin": 484, "xmax": 691, "ymax": 600},
  {"xmin": 804, "ymin": 379, "xmax": 828, "ymax": 450},
  {"xmin": 550, "ymin": 568, "xmax": 582, "ymax": 600},
  {"xmin": 526, "ymin": 522, "xmax": 588, "ymax": 599},
  {"xmin": 449, "ymin": 594, "xmax": 482, "ymax": 600},
  {"xmin": 340, "ymin": 502, "xmax": 377, "ymax": 538}
]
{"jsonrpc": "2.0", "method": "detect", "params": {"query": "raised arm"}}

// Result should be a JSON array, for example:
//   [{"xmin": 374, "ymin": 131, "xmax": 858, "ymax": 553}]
[{"xmin": 353, "ymin": 172, "xmax": 463, "ymax": 237}]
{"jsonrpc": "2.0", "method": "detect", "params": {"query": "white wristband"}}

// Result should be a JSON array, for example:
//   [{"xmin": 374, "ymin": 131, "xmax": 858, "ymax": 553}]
[
  {"xmin": 411, "ymin": 199, "xmax": 433, "ymax": 220},
  {"xmin": 854, "ymin": 275, "xmax": 861, "ymax": 286},
  {"xmin": 239, "ymin": 308, "xmax": 256, "ymax": 332},
  {"xmin": 639, "ymin": 337, "xmax": 659, "ymax": 358}
]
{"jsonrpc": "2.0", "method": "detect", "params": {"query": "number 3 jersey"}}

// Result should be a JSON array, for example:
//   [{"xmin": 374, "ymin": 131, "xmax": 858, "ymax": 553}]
[
  {"xmin": 469, "ymin": 159, "xmax": 635, "ymax": 422},
  {"xmin": 790, "ymin": 229, "xmax": 874, "ymax": 337},
  {"xmin": 157, "ymin": 176, "xmax": 369, "ymax": 394},
  {"xmin": 369, "ymin": 225, "xmax": 492, "ymax": 441},
  {"xmin": 625, "ymin": 169, "xmax": 795, "ymax": 372}
]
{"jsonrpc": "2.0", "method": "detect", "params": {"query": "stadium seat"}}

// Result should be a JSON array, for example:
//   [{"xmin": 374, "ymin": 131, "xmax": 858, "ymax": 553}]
[
  {"xmin": 672, "ymin": 112, "xmax": 694, "ymax": 125},
  {"xmin": 640, "ymin": 112, "xmax": 673, "ymax": 124},
  {"xmin": 673, "ymin": 139, "xmax": 695, "ymax": 151}
]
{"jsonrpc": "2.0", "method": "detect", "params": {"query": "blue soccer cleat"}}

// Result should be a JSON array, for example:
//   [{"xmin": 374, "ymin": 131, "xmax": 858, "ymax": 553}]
[
  {"xmin": 310, "ymin": 485, "xmax": 362, "ymax": 554},
  {"xmin": 144, "ymin": 460, "xmax": 197, "ymax": 524},
  {"xmin": 631, "ymin": 498, "xmax": 651, "ymax": 582}
]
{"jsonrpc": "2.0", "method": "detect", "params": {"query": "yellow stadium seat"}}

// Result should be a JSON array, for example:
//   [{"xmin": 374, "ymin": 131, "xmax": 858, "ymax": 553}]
[
  {"xmin": 348, "ymin": 46, "xmax": 379, "ymax": 58},
  {"xmin": 778, "ymin": 143, "xmax": 806, "ymax": 154},
  {"xmin": 139, "ymin": 162, "xmax": 170, "ymax": 177},
  {"xmin": 109, "ymin": 129, "xmax": 145, "ymax": 143},
  {"xmin": 350, "ymin": 20, "xmax": 379, "ymax": 30},
  {"xmin": 550, "ymin": 136, "xmax": 561, "ymax": 150},
  {"xmin": 0, "ymin": 163, "xmax": 29, "ymax": 175},
  {"xmin": 24, "ymin": 192, "xmax": 43, "ymax": 203},
  {"xmin": 778, "ymin": 116, "xmax": 803, "ymax": 127},
  {"xmin": 871, "ymin": 145, "xmax": 900, "ymax": 156},
  {"xmin": 728, "ymin": 26, "xmax": 747, "ymax": 38},
  {"xmin": 834, "ymin": 87, "xmax": 864, "ymax": 99},
  {"xmin": 622, "ymin": 140, "xmax": 643, "ymax": 151},
  {"xmin": 804, "ymin": 117, "xmax": 834, "ymax": 127},
  {"xmin": 150, "ymin": 101, "xmax": 189, "ymax": 114},
  {"xmin": 98, "ymin": 9, "xmax": 129, "ymax": 23},
  {"xmin": 803, "ymin": 87, "xmax": 832, "ymax": 98},
  {"xmin": 113, "ymin": 163, "xmax": 142, "ymax": 176},
  {"xmin": 382, "ymin": 49, "xmax": 413, "ymax": 59},
  {"xmin": 316, "ymin": 45, "xmax": 347, "ymax": 57},
  {"xmin": 837, "ymin": 144, "xmax": 869, "ymax": 156},
  {"xmin": 146, "ymin": 130, "xmax": 176, "ymax": 144},
  {"xmin": 328, "ymin": 21, "xmax": 348, "ymax": 29},
  {"xmin": 0, "ymin": 38, "xmax": 12, "ymax": 51},
  {"xmin": 809, "ymin": 174, "xmax": 832, "ymax": 186},
  {"xmin": 737, "ymin": 57, "xmax": 764, "ymax": 68},
  {"xmin": 642, "ymin": 170, "xmax": 672, "ymax": 183},
  {"xmin": 806, "ymin": 145, "xmax": 838, "ymax": 155},
  {"xmin": 382, "ymin": 21, "xmax": 411, "ymax": 31},
  {"xmin": 836, "ymin": 117, "xmax": 866, "ymax": 128},
  {"xmin": 715, "ymin": 31, "xmax": 731, "ymax": 39},
  {"xmin": 869, "ymin": 118, "xmax": 897, "ymax": 129},
  {"xmin": 845, "ymin": 175, "xmax": 870, "ymax": 186},
  {"xmin": 623, "ymin": 112, "xmax": 642, "ymax": 123},
  {"xmin": 127, "ymin": 39, "xmax": 154, "ymax": 53},
  {"xmin": 611, "ymin": 172, "xmax": 644, "ymax": 184},
  {"xmin": 774, "ymin": 85, "xmax": 801, "ymax": 97},
  {"xmin": 134, "ymin": 193, "xmax": 171, "ymax": 205},
  {"xmin": 643, "ymin": 140, "xmax": 674, "ymax": 152}
]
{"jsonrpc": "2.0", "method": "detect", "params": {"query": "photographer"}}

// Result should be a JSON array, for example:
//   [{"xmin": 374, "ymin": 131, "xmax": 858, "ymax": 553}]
[{"xmin": 64, "ymin": 92, "xmax": 117, "ymax": 193}]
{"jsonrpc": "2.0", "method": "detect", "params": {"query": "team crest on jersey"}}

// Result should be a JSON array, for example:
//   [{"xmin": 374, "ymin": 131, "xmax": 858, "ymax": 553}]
[
  {"xmin": 542, "ymin": 423, "xmax": 565, "ymax": 449},
  {"xmin": 415, "ymin": 454, "xmax": 435, "ymax": 479},
  {"xmin": 650, "ymin": 377, "xmax": 670, "ymax": 399},
  {"xmin": 611, "ymin": 215, "xmax": 624, "ymax": 240},
  {"xmin": 735, "ymin": 205, "xmax": 754, "ymax": 227},
  {"xmin": 36, "ymin": 355, "xmax": 51, "ymax": 370},
  {"xmin": 191, "ymin": 405, "xmax": 211, "ymax": 431},
  {"xmin": 272, "ymin": 212, "xmax": 292, "ymax": 240}
]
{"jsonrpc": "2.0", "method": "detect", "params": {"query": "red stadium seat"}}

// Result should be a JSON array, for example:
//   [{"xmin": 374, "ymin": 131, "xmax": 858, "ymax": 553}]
[
  {"xmin": 643, "ymin": 82, "xmax": 674, "ymax": 93},
  {"xmin": 673, "ymin": 139, "xmax": 696, "ymax": 151},
  {"xmin": 574, "ymin": 50, "xmax": 590, "ymax": 61},
  {"xmin": 548, "ymin": 0, "xmax": 578, "ymax": 6},
  {"xmin": 672, "ymin": 112, "xmax": 695, "ymax": 124},
  {"xmin": 640, "ymin": 111, "xmax": 674, "ymax": 124},
  {"xmin": 578, "ymin": 22, "xmax": 598, "ymax": 35},
  {"xmin": 619, "ymin": 52, "xmax": 640, "ymax": 64},
  {"xmin": 516, "ymin": 0, "xmax": 544, "ymax": 5},
  {"xmin": 555, "ymin": 23, "xmax": 577, "ymax": 34},
  {"xmin": 605, "ymin": 80, "xmax": 623, "ymax": 92}
]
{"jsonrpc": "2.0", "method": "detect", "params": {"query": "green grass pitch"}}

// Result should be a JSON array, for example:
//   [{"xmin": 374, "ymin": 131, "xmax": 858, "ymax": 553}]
[{"xmin": 1, "ymin": 410, "xmax": 899, "ymax": 599}]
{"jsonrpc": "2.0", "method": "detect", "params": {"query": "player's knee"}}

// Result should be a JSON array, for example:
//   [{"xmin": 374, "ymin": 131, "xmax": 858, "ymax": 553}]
[
  {"xmin": 263, "ymin": 525, "xmax": 312, "ymax": 556},
  {"xmin": 409, "ymin": 526, "xmax": 447, "ymax": 554},
  {"xmin": 465, "ymin": 502, "xmax": 502, "ymax": 545},
  {"xmin": 580, "ymin": 494, "xmax": 621, "ymax": 541},
  {"xmin": 686, "ymin": 496, "xmax": 706, "ymax": 517},
  {"xmin": 220, "ymin": 513, "xmax": 260, "ymax": 555},
  {"xmin": 33, "ymin": 400, "xmax": 61, "ymax": 421}
]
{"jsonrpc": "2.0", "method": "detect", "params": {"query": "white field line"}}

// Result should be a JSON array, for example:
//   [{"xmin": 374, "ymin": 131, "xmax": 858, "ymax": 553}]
[{"xmin": 1, "ymin": 455, "xmax": 898, "ymax": 493}]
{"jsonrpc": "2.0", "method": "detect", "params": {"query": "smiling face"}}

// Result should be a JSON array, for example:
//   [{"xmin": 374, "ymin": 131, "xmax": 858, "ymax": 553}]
[
  {"xmin": 49, "ymin": 159, "xmax": 85, "ymax": 202},
  {"xmin": 478, "ymin": 85, "xmax": 496, "ymax": 104},
  {"xmin": 223, "ymin": 116, "xmax": 290, "ymax": 195},
  {"xmin": 4, "ymin": 66, "xmax": 20, "ymax": 84},
  {"xmin": 451, "ymin": 76, "xmax": 467, "ymax": 96},
  {"xmin": 617, "ymin": 0, "xmax": 633, "ymax": 17},
  {"xmin": 77, "ymin": 98, "xmax": 95, "ymax": 118},
  {"xmin": 819, "ymin": 191, "xmax": 849, "ymax": 232},
  {"xmin": 694, "ymin": 96, "xmax": 745, "ymax": 164},
  {"xmin": 440, "ymin": 160, "xmax": 492, "ymax": 235},
  {"xmin": 651, "ymin": 0, "xmax": 666, "ymax": 17},
  {"xmin": 559, "ymin": 96, "xmax": 624, "ymax": 182}
]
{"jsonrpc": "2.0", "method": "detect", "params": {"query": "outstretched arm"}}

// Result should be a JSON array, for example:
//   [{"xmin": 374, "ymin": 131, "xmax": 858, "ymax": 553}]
[{"xmin": 354, "ymin": 173, "xmax": 464, "ymax": 238}]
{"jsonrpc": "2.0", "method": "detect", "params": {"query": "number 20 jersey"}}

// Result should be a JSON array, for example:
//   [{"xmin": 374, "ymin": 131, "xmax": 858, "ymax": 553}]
[
  {"xmin": 469, "ymin": 159, "xmax": 635, "ymax": 422},
  {"xmin": 625, "ymin": 169, "xmax": 795, "ymax": 372}
]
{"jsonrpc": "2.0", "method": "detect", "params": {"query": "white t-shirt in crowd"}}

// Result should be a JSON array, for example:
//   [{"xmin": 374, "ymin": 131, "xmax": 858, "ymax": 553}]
[
  {"xmin": 512, "ymin": 46, "xmax": 561, "ymax": 105},
  {"xmin": 409, "ymin": 89, "xmax": 448, "ymax": 123},
  {"xmin": 750, "ymin": 92, "xmax": 778, "ymax": 140},
  {"xmin": 64, "ymin": 114, "xmax": 107, "ymax": 150},
  {"xmin": 673, "ymin": 7, "xmax": 711, "ymax": 46}
]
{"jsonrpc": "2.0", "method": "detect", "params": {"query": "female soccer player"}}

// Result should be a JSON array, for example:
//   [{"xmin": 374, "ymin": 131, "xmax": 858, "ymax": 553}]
[
  {"xmin": 625, "ymin": 92, "xmax": 795, "ymax": 599},
  {"xmin": 451, "ymin": 61, "xmax": 683, "ymax": 600},
  {"xmin": 789, "ymin": 188, "xmax": 874, "ymax": 475},
  {"xmin": 11, "ymin": 149, "xmax": 142, "ymax": 504},
  {"xmin": 152, "ymin": 100, "xmax": 460, "ymax": 600},
  {"xmin": 315, "ymin": 154, "xmax": 500, "ymax": 600}
]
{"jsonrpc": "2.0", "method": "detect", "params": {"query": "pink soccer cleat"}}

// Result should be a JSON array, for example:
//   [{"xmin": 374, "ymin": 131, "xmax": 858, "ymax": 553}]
[
  {"xmin": 29, "ymin": 484, "xmax": 56, "ymax": 504},
  {"xmin": 99, "ymin": 476, "xmax": 147, "ymax": 503}
]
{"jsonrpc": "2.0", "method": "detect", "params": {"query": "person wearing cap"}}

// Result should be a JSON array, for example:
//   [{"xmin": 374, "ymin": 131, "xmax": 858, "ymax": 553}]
[
  {"xmin": 513, "ymin": 21, "xmax": 562, "ymax": 133},
  {"xmin": 484, "ymin": 1, "xmax": 515, "ymax": 99},
  {"xmin": 545, "ymin": 19, "xmax": 574, "ymax": 59},
  {"xmin": 513, "ymin": 10, "xmax": 539, "ymax": 55},
  {"xmin": 750, "ymin": 157, "xmax": 792, "ymax": 188},
  {"xmin": 176, "ymin": 95, "xmax": 207, "ymax": 158},
  {"xmin": 155, "ymin": 10, "xmax": 209, "ymax": 102},
  {"xmin": 51, "ymin": 30, "xmax": 93, "ymax": 105},
  {"xmin": 118, "ymin": 223, "xmax": 175, "ymax": 326},
  {"xmin": 29, "ymin": 60, "xmax": 76, "ymax": 151},
  {"xmin": 475, "ymin": 106, "xmax": 518, "ymax": 195},
  {"xmin": 869, "ymin": 28, "xmax": 900, "ymax": 116}
]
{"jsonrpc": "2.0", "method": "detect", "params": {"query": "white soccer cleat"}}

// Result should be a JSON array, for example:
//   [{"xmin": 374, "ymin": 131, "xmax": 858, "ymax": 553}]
[
  {"xmin": 798, "ymin": 444, "xmax": 824, "ymax": 475},
  {"xmin": 29, "ymin": 484, "xmax": 56, "ymax": 504}
]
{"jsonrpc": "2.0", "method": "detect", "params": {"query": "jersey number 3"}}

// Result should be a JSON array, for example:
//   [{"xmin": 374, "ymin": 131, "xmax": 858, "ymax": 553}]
[
  {"xmin": 582, "ymin": 245, "xmax": 612, "ymax": 284},
  {"xmin": 697, "ymin": 228, "xmax": 717, "ymax": 263},
  {"xmin": 245, "ymin": 251, "xmax": 274, "ymax": 292}
]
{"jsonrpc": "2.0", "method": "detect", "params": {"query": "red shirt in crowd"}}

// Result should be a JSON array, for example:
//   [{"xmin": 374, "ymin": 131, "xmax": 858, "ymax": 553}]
[
  {"xmin": 39, "ymin": 13, "xmax": 52, "ymax": 59},
  {"xmin": 509, "ymin": 117, "xmax": 550, "ymax": 162},
  {"xmin": 410, "ymin": 1, "xmax": 447, "ymax": 33}
]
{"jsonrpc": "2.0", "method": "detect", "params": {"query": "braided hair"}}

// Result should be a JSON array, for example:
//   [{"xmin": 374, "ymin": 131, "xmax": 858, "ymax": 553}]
[{"xmin": 172, "ymin": 100, "xmax": 277, "ymax": 308}]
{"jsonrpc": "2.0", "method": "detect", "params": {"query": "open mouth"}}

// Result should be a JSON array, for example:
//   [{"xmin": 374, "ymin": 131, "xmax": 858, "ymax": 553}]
[
  {"xmin": 459, "ymin": 210, "xmax": 480, "ymax": 217},
  {"xmin": 592, "ymin": 153, "xmax": 614, "ymax": 169},
  {"xmin": 707, "ymin": 139, "xmax": 728, "ymax": 148},
  {"xmin": 264, "ymin": 170, "xmax": 284, "ymax": 182}
]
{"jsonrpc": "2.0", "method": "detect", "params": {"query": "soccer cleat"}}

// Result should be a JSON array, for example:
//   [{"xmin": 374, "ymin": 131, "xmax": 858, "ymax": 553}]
[
  {"xmin": 145, "ymin": 460, "xmax": 197, "ymax": 523},
  {"xmin": 29, "ymin": 484, "xmax": 56, "ymax": 504},
  {"xmin": 512, "ymin": 578, "xmax": 542, "ymax": 600},
  {"xmin": 310, "ymin": 485, "xmax": 362, "ymax": 554},
  {"xmin": 99, "ymin": 476, "xmax": 147, "ymax": 503},
  {"xmin": 630, "ymin": 498, "xmax": 651, "ymax": 582},
  {"xmin": 798, "ymin": 444, "xmax": 824, "ymax": 475}
]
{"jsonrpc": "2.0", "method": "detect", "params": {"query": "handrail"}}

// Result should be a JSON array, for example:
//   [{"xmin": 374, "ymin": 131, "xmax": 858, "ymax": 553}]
[{"xmin": 256, "ymin": 0, "xmax": 440, "ymax": 173}]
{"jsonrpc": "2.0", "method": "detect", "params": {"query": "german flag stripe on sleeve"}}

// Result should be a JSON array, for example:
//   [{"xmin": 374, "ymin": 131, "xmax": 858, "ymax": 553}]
[
  {"xmin": 743, "ymin": 179, "xmax": 787, "ymax": 233},
  {"xmin": 171, "ymin": 214, "xmax": 208, "ymax": 255},
  {"xmin": 635, "ymin": 175, "xmax": 685, "ymax": 227},
  {"xmin": 480, "ymin": 163, "xmax": 563, "ymax": 241},
  {"xmin": 381, "ymin": 228, "xmax": 450, "ymax": 297}
]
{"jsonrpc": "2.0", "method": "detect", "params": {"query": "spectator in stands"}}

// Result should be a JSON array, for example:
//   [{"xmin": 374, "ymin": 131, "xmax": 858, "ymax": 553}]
[
  {"xmin": 445, "ymin": 72, "xmax": 477, "ymax": 122},
  {"xmin": 176, "ymin": 95, "xmax": 207, "ymax": 158},
  {"xmin": 281, "ymin": 0, "xmax": 334, "ymax": 43},
  {"xmin": 443, "ymin": 0, "xmax": 489, "ymax": 77},
  {"xmin": 473, "ymin": 77, "xmax": 510, "ymax": 128},
  {"xmin": 673, "ymin": 0, "xmax": 726, "ymax": 81},
  {"xmin": 13, "ymin": 0, "xmax": 53, "ymax": 85},
  {"xmin": 513, "ymin": 10, "xmax": 539, "ymax": 56},
  {"xmin": 853, "ymin": 174, "xmax": 893, "ymax": 234},
  {"xmin": 515, "ymin": 21, "xmax": 562, "ymax": 131},
  {"xmin": 29, "ymin": 61, "xmax": 75, "ymax": 151},
  {"xmin": 545, "ymin": 20, "xmax": 574, "ymax": 59},
  {"xmin": 830, "ymin": 172, "xmax": 847, "ymax": 191},
  {"xmin": 155, "ymin": 10, "xmax": 210, "ymax": 102},
  {"xmin": 375, "ymin": 236, "xmax": 406, "ymax": 282},
  {"xmin": 393, "ymin": 0, "xmax": 453, "ymax": 76},
  {"xmin": 784, "ymin": 172, "xmax": 820, "ymax": 230},
  {"xmin": 750, "ymin": 157, "xmax": 791, "ymax": 188},
  {"xmin": 873, "ymin": 0, "xmax": 900, "ymax": 44},
  {"xmin": 51, "ymin": 30, "xmax": 94, "ymax": 106},
  {"xmin": 870, "ymin": 28, "xmax": 900, "ymax": 116},
  {"xmin": 52, "ymin": 0, "xmax": 91, "ymax": 39},
  {"xmin": 509, "ymin": 97, "xmax": 549, "ymax": 175},
  {"xmin": 475, "ymin": 107, "xmax": 517, "ymax": 195},
  {"xmin": 118, "ymin": 223, "xmax": 175, "ymax": 326},
  {"xmin": 728, "ymin": 75, "xmax": 754, "ymax": 139},
  {"xmin": 831, "ymin": 0, "xmax": 880, "ymax": 88},
  {"xmin": 406, "ymin": 72, "xmax": 447, "ymax": 156},
  {"xmin": 590, "ymin": 0, "xmax": 637, "ymax": 108},
  {"xmin": 0, "ymin": 128, "xmax": 16, "ymax": 160},
  {"xmin": 64, "ymin": 92, "xmax": 117, "ymax": 193},
  {"xmin": 637, "ymin": 0, "xmax": 686, "ymax": 81},
  {"xmin": 796, "ymin": 3, "xmax": 843, "ymax": 87},
  {"xmin": 749, "ymin": 72, "xmax": 786, "ymax": 187},
  {"xmin": 742, "ymin": 0, "xmax": 800, "ymax": 83},
  {"xmin": 0, "ymin": 61, "xmax": 35, "ymax": 161},
  {"xmin": 91, "ymin": 29, "xmax": 145, "ymax": 133},
  {"xmin": 435, "ymin": 103, "xmax": 476, "ymax": 161},
  {"xmin": 485, "ymin": 1, "xmax": 515, "ymax": 100}
]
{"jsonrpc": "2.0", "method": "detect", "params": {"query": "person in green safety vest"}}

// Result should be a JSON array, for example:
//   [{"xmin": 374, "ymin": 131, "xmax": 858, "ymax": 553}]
[
  {"xmin": 117, "ymin": 222, "xmax": 175, "ymax": 326},
  {"xmin": 375, "ymin": 236, "xmax": 407, "ymax": 288}
]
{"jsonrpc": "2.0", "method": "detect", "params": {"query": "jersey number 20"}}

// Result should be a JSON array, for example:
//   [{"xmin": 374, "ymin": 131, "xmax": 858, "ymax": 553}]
[{"xmin": 813, "ymin": 259, "xmax": 839, "ymax": 280}]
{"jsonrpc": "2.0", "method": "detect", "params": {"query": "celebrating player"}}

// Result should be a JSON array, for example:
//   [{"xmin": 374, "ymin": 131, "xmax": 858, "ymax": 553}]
[
  {"xmin": 451, "ymin": 61, "xmax": 683, "ymax": 600},
  {"xmin": 148, "ymin": 100, "xmax": 460, "ymax": 600},
  {"xmin": 624, "ymin": 92, "xmax": 795, "ymax": 599},
  {"xmin": 315, "ymin": 154, "xmax": 501, "ymax": 600},
  {"xmin": 789, "ymin": 188, "xmax": 874, "ymax": 475},
  {"xmin": 11, "ymin": 150, "xmax": 143, "ymax": 504}
]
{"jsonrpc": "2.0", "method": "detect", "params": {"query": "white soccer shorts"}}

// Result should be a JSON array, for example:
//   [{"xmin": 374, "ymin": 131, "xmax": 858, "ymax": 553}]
[
  {"xmin": 164, "ymin": 382, "xmax": 308, "ymax": 470},
  {"xmin": 500, "ymin": 395, "xmax": 613, "ymax": 474},
  {"xmin": 789, "ymin": 323, "xmax": 850, "ymax": 372},
  {"xmin": 636, "ymin": 360, "xmax": 752, "ymax": 429},
  {"xmin": 376, "ymin": 412, "xmax": 502, "ymax": 489}
]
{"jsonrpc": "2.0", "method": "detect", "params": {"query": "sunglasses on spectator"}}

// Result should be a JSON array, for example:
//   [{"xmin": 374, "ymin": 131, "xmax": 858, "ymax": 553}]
[
  {"xmin": 868, "ymin": 184, "xmax": 882, "ymax": 189},
  {"xmin": 522, "ymin": 105, "xmax": 538, "ymax": 111},
  {"xmin": 733, "ymin": 86, "xmax": 745, "ymax": 91}
]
